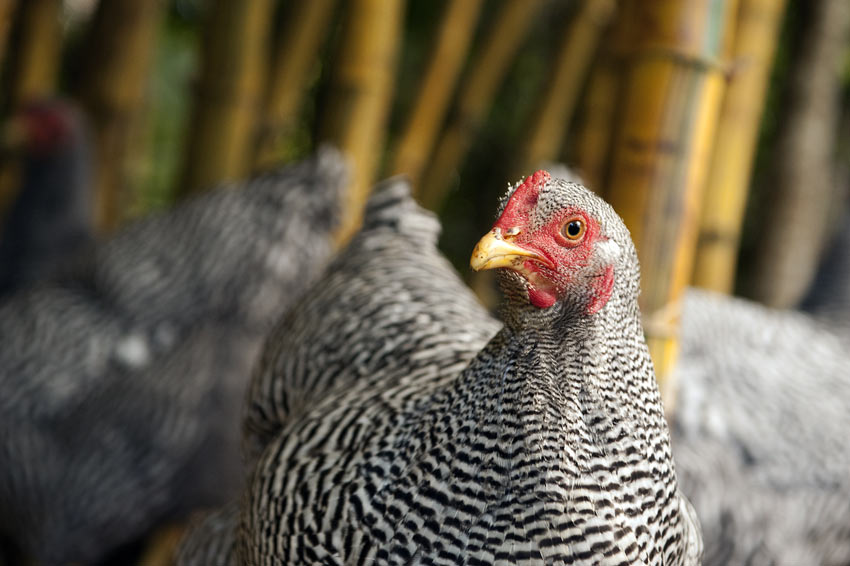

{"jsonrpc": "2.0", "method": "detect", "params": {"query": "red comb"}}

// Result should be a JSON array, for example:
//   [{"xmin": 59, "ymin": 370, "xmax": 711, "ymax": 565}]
[
  {"xmin": 495, "ymin": 170, "xmax": 550, "ymax": 229},
  {"xmin": 516, "ymin": 170, "xmax": 550, "ymax": 195}
]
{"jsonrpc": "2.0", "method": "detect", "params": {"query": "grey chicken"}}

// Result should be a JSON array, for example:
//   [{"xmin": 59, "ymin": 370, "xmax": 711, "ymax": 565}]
[
  {"xmin": 178, "ymin": 177, "xmax": 501, "ymax": 565},
  {"xmin": 0, "ymin": 147, "xmax": 347, "ymax": 565},
  {"xmin": 546, "ymin": 163, "xmax": 850, "ymax": 564},
  {"xmin": 180, "ymin": 172, "xmax": 701, "ymax": 565},
  {"xmin": 673, "ymin": 263, "xmax": 850, "ymax": 564},
  {"xmin": 671, "ymin": 186, "xmax": 850, "ymax": 566},
  {"xmin": 672, "ymin": 289, "xmax": 850, "ymax": 565},
  {"xmin": 0, "ymin": 99, "xmax": 94, "ymax": 296}
]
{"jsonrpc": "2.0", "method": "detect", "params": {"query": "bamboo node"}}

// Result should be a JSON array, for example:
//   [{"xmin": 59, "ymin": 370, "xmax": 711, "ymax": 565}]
[{"xmin": 625, "ymin": 46, "xmax": 731, "ymax": 74}]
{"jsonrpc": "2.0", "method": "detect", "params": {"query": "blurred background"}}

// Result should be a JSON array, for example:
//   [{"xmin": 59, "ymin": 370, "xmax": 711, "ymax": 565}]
[
  {"xmin": 0, "ymin": 0, "xmax": 848, "ymax": 392},
  {"xmin": 2, "ymin": 2, "xmax": 850, "ymax": 563}
]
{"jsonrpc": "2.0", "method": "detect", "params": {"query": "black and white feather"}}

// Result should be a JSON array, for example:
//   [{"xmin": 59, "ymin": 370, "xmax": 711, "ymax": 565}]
[
  {"xmin": 673, "ymin": 289, "xmax": 850, "ymax": 566},
  {"xmin": 0, "ymin": 147, "xmax": 347, "ymax": 565},
  {"xmin": 180, "ymin": 176, "xmax": 700, "ymax": 565}
]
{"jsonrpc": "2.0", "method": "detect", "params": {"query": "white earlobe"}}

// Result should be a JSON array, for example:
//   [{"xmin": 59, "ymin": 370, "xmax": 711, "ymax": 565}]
[{"xmin": 595, "ymin": 239, "xmax": 621, "ymax": 263}]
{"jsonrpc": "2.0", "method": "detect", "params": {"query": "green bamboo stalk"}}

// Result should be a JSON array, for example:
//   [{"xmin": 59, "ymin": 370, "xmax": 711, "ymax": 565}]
[
  {"xmin": 692, "ymin": 0, "xmax": 788, "ymax": 293},
  {"xmin": 76, "ymin": 0, "xmax": 163, "ymax": 232}
]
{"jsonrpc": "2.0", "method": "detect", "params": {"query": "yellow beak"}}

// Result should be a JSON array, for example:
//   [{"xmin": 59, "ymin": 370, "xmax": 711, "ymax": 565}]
[{"xmin": 470, "ymin": 229, "xmax": 547, "ymax": 271}]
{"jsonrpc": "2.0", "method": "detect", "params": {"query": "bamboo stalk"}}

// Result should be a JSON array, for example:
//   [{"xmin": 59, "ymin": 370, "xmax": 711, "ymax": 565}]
[
  {"xmin": 692, "ymin": 0, "xmax": 788, "ymax": 293},
  {"xmin": 0, "ymin": 0, "xmax": 17, "ymax": 75},
  {"xmin": 253, "ymin": 0, "xmax": 336, "ymax": 171},
  {"xmin": 516, "ymin": 0, "xmax": 616, "ymax": 177},
  {"xmin": 572, "ymin": 66, "xmax": 615, "ymax": 193},
  {"xmin": 75, "ymin": 0, "xmax": 163, "ymax": 233},
  {"xmin": 180, "ymin": 0, "xmax": 274, "ymax": 196},
  {"xmin": 320, "ymin": 0, "xmax": 403, "ymax": 244},
  {"xmin": 571, "ymin": 5, "xmax": 632, "ymax": 194},
  {"xmin": 138, "ymin": 523, "xmax": 186, "ymax": 566},
  {"xmin": 388, "ymin": 0, "xmax": 484, "ymax": 187},
  {"xmin": 746, "ymin": 0, "xmax": 850, "ymax": 308},
  {"xmin": 0, "ymin": 0, "xmax": 61, "ymax": 225},
  {"xmin": 6, "ymin": 0, "xmax": 61, "ymax": 107},
  {"xmin": 605, "ymin": 0, "xmax": 738, "ymax": 402},
  {"xmin": 418, "ymin": 0, "xmax": 545, "ymax": 211}
]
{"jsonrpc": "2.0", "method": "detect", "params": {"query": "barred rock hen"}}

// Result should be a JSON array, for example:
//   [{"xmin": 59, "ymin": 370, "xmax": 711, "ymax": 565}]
[
  {"xmin": 178, "ymin": 178, "xmax": 502, "ymax": 565},
  {"xmin": 0, "ymin": 100, "xmax": 94, "ymax": 296},
  {"xmin": 182, "ymin": 172, "xmax": 702, "ymax": 564},
  {"xmin": 672, "ymin": 289, "xmax": 850, "ymax": 565},
  {"xmin": 540, "ymin": 163, "xmax": 850, "ymax": 564},
  {"xmin": 670, "ymin": 197, "xmax": 850, "ymax": 566},
  {"xmin": 0, "ymin": 148, "xmax": 347, "ymax": 565}
]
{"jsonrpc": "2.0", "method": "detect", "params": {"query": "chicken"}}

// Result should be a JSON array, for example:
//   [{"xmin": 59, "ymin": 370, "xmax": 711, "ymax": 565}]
[
  {"xmin": 672, "ymin": 234, "xmax": 850, "ymax": 566},
  {"xmin": 180, "ymin": 172, "xmax": 701, "ymax": 565},
  {"xmin": 672, "ymin": 289, "xmax": 850, "ymax": 565},
  {"xmin": 0, "ymin": 99, "xmax": 94, "ymax": 296},
  {"xmin": 240, "ymin": 178, "xmax": 501, "ymax": 464},
  {"xmin": 536, "ymin": 163, "xmax": 850, "ymax": 564},
  {"xmin": 670, "ymin": 193, "xmax": 850, "ymax": 566},
  {"xmin": 0, "ymin": 147, "xmax": 347, "ymax": 565}
]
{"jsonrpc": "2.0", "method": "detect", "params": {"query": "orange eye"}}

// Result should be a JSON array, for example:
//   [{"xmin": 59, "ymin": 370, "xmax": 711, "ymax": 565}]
[{"xmin": 561, "ymin": 218, "xmax": 586, "ymax": 241}]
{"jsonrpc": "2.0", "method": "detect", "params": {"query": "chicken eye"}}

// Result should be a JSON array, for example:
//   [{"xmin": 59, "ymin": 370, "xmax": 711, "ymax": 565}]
[{"xmin": 562, "ymin": 218, "xmax": 585, "ymax": 241}]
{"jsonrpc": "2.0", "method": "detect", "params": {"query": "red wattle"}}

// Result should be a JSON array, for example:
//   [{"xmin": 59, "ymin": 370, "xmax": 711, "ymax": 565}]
[{"xmin": 527, "ymin": 286, "xmax": 556, "ymax": 308}]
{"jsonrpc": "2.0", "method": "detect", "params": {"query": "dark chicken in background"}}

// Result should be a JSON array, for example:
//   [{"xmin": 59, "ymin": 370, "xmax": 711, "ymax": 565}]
[
  {"xmin": 0, "ymin": 147, "xmax": 347, "ymax": 565},
  {"xmin": 0, "ymin": 100, "xmax": 94, "ymax": 297}
]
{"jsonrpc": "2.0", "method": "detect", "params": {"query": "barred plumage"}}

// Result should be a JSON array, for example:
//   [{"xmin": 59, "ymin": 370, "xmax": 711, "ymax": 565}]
[
  {"xmin": 0, "ymin": 147, "xmax": 347, "ymax": 565},
  {"xmin": 546, "ymin": 163, "xmax": 850, "ymax": 564},
  {"xmin": 673, "ymin": 289, "xmax": 850, "ymax": 565},
  {"xmin": 671, "ymin": 204, "xmax": 850, "ymax": 566},
  {"xmin": 181, "ymin": 174, "xmax": 700, "ymax": 565}
]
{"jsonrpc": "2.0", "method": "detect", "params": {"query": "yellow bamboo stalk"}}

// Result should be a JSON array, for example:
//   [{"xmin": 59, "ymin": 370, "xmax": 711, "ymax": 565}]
[
  {"xmin": 388, "ymin": 0, "xmax": 484, "ymax": 187},
  {"xmin": 516, "ymin": 0, "xmax": 616, "ymax": 176},
  {"xmin": 605, "ymin": 0, "xmax": 737, "ymax": 402},
  {"xmin": 0, "ymin": 0, "xmax": 17, "ymax": 74},
  {"xmin": 7, "ymin": 0, "xmax": 61, "ymax": 106},
  {"xmin": 692, "ymin": 0, "xmax": 788, "ymax": 293},
  {"xmin": 180, "ymin": 0, "xmax": 274, "ymax": 196},
  {"xmin": 138, "ymin": 523, "xmax": 186, "ymax": 566},
  {"xmin": 253, "ymin": 0, "xmax": 336, "ymax": 171},
  {"xmin": 0, "ymin": 0, "xmax": 60, "ymax": 225},
  {"xmin": 320, "ymin": 0, "xmax": 403, "ymax": 244},
  {"xmin": 571, "ymin": 5, "xmax": 632, "ymax": 194},
  {"xmin": 572, "ymin": 66, "xmax": 615, "ymax": 193},
  {"xmin": 418, "ymin": 0, "xmax": 545, "ymax": 211},
  {"xmin": 76, "ymin": 0, "xmax": 163, "ymax": 233}
]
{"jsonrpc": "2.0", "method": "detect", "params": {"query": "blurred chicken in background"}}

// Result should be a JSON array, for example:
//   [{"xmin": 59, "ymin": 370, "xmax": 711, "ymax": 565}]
[
  {"xmin": 0, "ymin": 99, "xmax": 94, "ymax": 297},
  {"xmin": 0, "ymin": 145, "xmax": 348, "ymax": 565}
]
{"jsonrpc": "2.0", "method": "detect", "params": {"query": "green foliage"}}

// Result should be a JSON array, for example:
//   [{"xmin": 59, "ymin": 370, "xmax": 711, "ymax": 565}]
[{"xmin": 136, "ymin": 14, "xmax": 198, "ymax": 214}]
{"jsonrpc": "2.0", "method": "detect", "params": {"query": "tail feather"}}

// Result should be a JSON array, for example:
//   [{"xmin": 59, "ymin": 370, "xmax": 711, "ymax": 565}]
[{"xmin": 361, "ymin": 177, "xmax": 441, "ymax": 245}]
